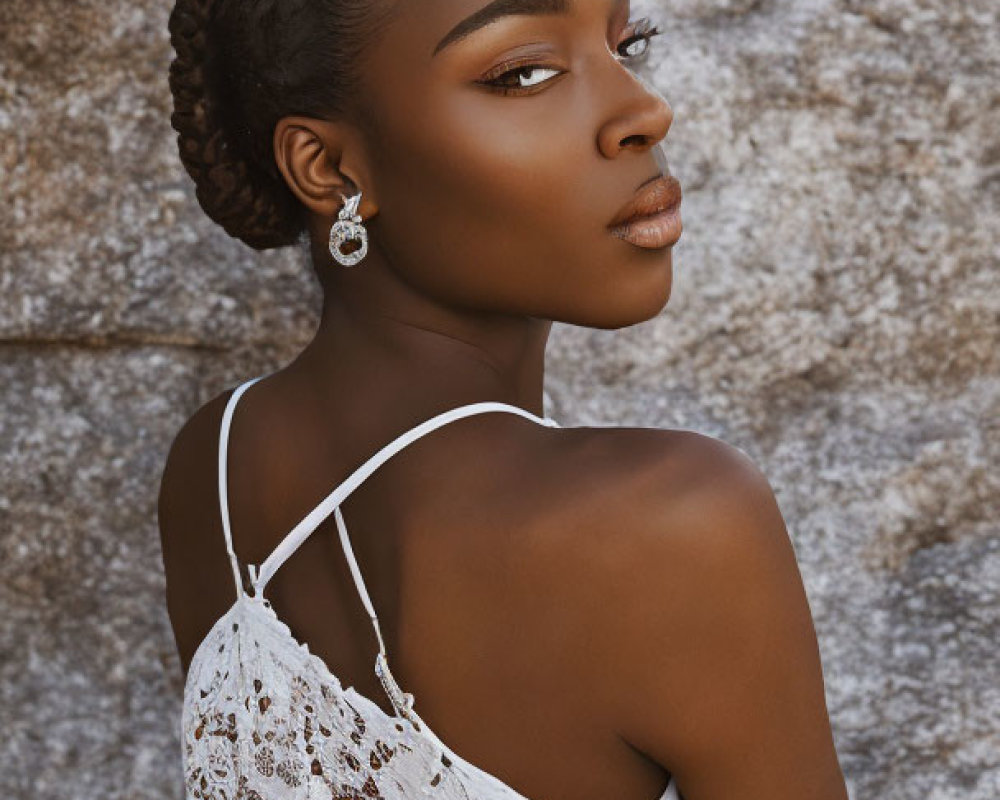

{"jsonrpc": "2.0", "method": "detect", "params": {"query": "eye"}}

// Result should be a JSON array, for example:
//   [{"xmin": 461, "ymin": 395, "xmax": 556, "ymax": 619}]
[
  {"xmin": 478, "ymin": 63, "xmax": 564, "ymax": 95},
  {"xmin": 614, "ymin": 16, "xmax": 663, "ymax": 63},
  {"xmin": 476, "ymin": 15, "xmax": 664, "ymax": 97}
]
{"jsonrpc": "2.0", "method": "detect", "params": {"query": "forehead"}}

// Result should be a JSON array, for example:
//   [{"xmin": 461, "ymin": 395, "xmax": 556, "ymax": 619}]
[{"xmin": 373, "ymin": 0, "xmax": 623, "ymax": 63}]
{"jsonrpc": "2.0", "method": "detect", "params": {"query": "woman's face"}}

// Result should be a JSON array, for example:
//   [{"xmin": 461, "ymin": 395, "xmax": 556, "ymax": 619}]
[{"xmin": 358, "ymin": 0, "xmax": 678, "ymax": 329}]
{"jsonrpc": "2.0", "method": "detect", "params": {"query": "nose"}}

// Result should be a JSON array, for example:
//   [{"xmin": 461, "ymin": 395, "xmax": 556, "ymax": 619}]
[{"xmin": 596, "ymin": 69, "xmax": 674, "ymax": 159}]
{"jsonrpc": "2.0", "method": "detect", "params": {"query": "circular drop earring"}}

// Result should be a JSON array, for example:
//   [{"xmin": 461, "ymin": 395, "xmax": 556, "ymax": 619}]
[{"xmin": 328, "ymin": 190, "xmax": 368, "ymax": 267}]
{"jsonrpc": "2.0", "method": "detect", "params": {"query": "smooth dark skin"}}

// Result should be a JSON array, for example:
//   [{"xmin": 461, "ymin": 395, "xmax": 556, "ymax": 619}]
[{"xmin": 158, "ymin": 1, "xmax": 849, "ymax": 798}]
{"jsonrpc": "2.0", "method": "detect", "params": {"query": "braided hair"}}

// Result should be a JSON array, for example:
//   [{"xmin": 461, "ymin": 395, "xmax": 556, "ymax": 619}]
[{"xmin": 167, "ymin": 0, "xmax": 388, "ymax": 251}]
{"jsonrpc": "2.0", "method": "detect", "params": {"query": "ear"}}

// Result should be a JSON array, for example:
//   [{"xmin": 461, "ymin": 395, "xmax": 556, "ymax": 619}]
[{"xmin": 272, "ymin": 116, "xmax": 377, "ymax": 221}]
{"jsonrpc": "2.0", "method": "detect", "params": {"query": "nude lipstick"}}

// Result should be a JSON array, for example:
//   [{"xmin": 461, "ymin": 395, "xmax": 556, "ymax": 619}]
[{"xmin": 608, "ymin": 174, "xmax": 683, "ymax": 249}]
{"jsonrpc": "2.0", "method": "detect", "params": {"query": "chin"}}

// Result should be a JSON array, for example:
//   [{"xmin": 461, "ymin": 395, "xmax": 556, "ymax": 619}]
[
  {"xmin": 568, "ymin": 262, "xmax": 673, "ymax": 329},
  {"xmin": 608, "ymin": 252, "xmax": 673, "ymax": 327}
]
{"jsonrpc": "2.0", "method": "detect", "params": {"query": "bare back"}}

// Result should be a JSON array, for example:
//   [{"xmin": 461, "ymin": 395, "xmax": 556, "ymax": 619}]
[{"xmin": 158, "ymin": 370, "xmax": 691, "ymax": 799}]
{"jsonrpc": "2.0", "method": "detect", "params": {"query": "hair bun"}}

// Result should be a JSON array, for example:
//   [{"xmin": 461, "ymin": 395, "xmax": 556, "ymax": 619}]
[{"xmin": 167, "ymin": 0, "xmax": 302, "ymax": 250}]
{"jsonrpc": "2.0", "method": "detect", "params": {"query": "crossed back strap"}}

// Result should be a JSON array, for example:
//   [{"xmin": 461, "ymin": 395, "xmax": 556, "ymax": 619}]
[{"xmin": 217, "ymin": 374, "xmax": 559, "ymax": 658}]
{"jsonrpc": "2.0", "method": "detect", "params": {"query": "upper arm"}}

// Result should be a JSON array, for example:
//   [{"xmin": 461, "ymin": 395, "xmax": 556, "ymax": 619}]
[
  {"xmin": 156, "ymin": 393, "xmax": 231, "ymax": 671},
  {"xmin": 597, "ymin": 433, "xmax": 848, "ymax": 800}
]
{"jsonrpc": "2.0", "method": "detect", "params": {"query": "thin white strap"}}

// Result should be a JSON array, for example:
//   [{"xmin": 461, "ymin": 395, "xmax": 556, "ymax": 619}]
[
  {"xmin": 252, "ymin": 401, "xmax": 559, "ymax": 596},
  {"xmin": 217, "ymin": 375, "xmax": 267, "ymax": 598},
  {"xmin": 217, "ymin": 381, "xmax": 558, "ymax": 720},
  {"xmin": 332, "ymin": 503, "xmax": 419, "ymax": 718}
]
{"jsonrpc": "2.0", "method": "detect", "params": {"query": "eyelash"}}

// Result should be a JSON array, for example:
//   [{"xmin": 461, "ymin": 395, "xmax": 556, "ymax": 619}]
[{"xmin": 478, "ymin": 16, "xmax": 663, "ymax": 96}]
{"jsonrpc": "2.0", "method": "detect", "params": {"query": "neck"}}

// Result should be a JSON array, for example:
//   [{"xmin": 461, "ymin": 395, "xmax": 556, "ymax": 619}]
[{"xmin": 297, "ymin": 248, "xmax": 552, "ymax": 419}]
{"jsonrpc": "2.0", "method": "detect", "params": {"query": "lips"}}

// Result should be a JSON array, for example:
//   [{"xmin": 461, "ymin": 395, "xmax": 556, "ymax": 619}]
[{"xmin": 608, "ymin": 173, "xmax": 683, "ymax": 229}]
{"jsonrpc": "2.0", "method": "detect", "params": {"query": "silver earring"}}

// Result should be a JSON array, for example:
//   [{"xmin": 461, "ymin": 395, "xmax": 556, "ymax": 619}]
[{"xmin": 328, "ymin": 191, "xmax": 368, "ymax": 267}]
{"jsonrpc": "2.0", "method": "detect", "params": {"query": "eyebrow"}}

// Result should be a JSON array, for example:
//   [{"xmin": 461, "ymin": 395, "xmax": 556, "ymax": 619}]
[{"xmin": 432, "ymin": 0, "xmax": 571, "ymax": 57}]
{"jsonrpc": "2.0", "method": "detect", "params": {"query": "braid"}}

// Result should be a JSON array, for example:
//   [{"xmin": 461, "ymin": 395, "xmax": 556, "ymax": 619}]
[
  {"xmin": 167, "ymin": 0, "xmax": 388, "ymax": 251},
  {"xmin": 168, "ymin": 0, "xmax": 302, "ymax": 250}
]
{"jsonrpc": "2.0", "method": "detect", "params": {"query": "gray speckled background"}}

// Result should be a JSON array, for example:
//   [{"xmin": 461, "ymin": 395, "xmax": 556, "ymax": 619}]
[{"xmin": 1, "ymin": 0, "xmax": 997, "ymax": 798}]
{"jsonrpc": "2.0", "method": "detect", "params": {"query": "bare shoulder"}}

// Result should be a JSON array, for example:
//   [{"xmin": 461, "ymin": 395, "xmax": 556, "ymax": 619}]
[
  {"xmin": 156, "ymin": 387, "xmax": 239, "ymax": 670},
  {"xmin": 157, "ymin": 387, "xmax": 231, "ymax": 566},
  {"xmin": 472, "ymin": 423, "xmax": 772, "ymax": 671},
  {"xmin": 157, "ymin": 386, "xmax": 235, "ymax": 540},
  {"xmin": 159, "ymin": 388, "xmax": 231, "ymax": 486},
  {"xmin": 518, "ymin": 424, "xmax": 847, "ymax": 799},
  {"xmin": 510, "ymin": 423, "xmax": 772, "ymax": 575}
]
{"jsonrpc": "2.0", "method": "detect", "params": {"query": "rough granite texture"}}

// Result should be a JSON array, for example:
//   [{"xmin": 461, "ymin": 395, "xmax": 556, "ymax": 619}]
[{"xmin": 1, "ymin": 0, "xmax": 997, "ymax": 798}]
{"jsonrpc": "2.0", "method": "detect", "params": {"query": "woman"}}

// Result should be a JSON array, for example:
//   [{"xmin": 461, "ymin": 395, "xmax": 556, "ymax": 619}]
[{"xmin": 157, "ymin": 1, "xmax": 849, "ymax": 798}]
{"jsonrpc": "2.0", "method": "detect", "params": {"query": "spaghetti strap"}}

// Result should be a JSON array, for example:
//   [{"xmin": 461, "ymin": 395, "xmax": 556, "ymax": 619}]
[
  {"xmin": 217, "ymin": 374, "xmax": 558, "ymax": 601},
  {"xmin": 217, "ymin": 375, "xmax": 267, "ymax": 598},
  {"xmin": 252, "ymin": 399, "xmax": 558, "ymax": 595},
  {"xmin": 216, "ymin": 373, "xmax": 559, "ymax": 723}
]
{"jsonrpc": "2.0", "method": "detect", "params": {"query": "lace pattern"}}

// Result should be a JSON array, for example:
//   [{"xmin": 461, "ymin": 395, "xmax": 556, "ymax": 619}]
[{"xmin": 183, "ymin": 594, "xmax": 527, "ymax": 799}]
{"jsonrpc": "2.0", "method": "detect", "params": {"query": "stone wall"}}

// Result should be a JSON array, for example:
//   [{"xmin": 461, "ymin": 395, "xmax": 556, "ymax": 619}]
[{"xmin": 1, "ymin": 0, "xmax": 997, "ymax": 798}]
